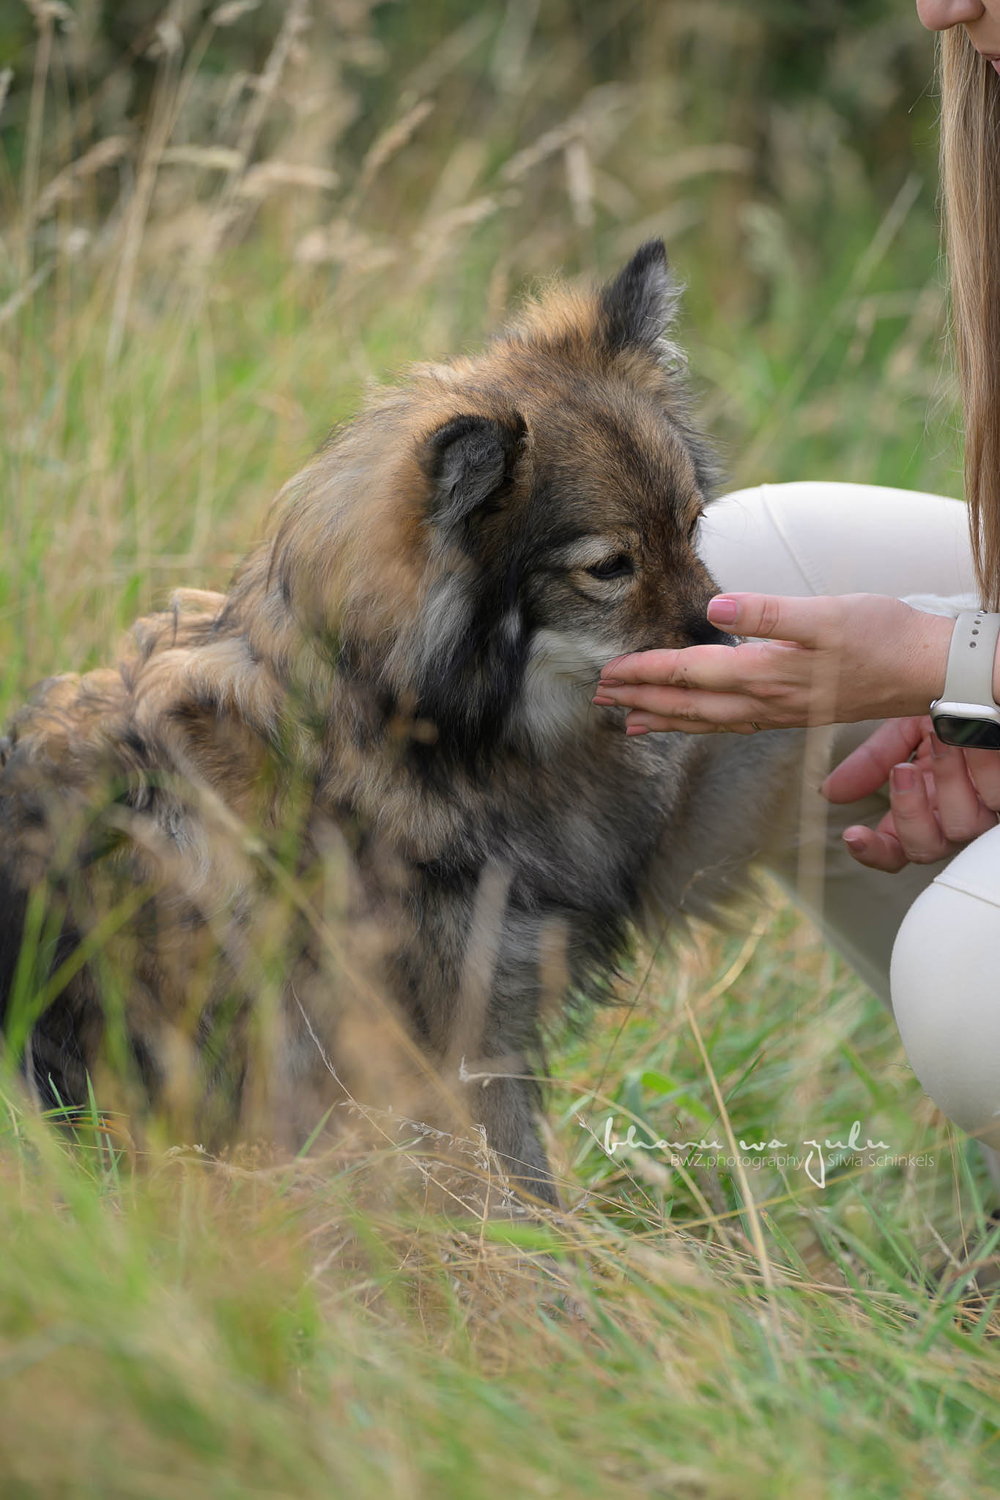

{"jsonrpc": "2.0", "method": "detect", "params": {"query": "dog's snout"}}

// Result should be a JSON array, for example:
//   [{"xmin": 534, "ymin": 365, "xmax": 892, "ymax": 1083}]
[{"xmin": 684, "ymin": 612, "xmax": 734, "ymax": 648}]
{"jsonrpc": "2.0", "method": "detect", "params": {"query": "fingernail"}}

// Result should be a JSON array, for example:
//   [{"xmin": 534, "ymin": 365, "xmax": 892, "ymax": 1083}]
[
  {"xmin": 929, "ymin": 732, "xmax": 944, "ymax": 759},
  {"xmin": 598, "ymin": 677, "xmax": 622, "ymax": 687},
  {"xmin": 891, "ymin": 763, "xmax": 917, "ymax": 792},
  {"xmin": 592, "ymin": 695, "xmax": 615, "ymax": 706},
  {"xmin": 844, "ymin": 834, "xmax": 866, "ymax": 854},
  {"xmin": 625, "ymin": 725, "xmax": 649, "ymax": 737},
  {"xmin": 707, "ymin": 596, "xmax": 739, "ymax": 626}
]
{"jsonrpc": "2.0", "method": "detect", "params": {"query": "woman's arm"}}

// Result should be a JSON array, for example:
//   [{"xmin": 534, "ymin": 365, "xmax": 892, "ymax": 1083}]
[{"xmin": 595, "ymin": 593, "xmax": 956, "ymax": 734}]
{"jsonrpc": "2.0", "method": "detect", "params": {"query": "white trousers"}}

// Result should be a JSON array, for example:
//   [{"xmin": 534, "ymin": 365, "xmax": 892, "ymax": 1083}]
[{"xmin": 699, "ymin": 482, "xmax": 1000, "ymax": 1169}]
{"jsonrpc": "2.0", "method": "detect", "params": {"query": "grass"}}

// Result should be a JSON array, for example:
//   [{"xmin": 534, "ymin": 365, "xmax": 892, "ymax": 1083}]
[
  {"xmin": 2, "ymin": 900, "xmax": 1000, "ymax": 1499},
  {"xmin": 1, "ymin": 2, "xmax": 999, "ymax": 1495}
]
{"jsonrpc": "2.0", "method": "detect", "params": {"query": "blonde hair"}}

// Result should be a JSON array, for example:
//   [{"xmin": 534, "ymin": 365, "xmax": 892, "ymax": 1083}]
[{"xmin": 940, "ymin": 27, "xmax": 1000, "ymax": 609}]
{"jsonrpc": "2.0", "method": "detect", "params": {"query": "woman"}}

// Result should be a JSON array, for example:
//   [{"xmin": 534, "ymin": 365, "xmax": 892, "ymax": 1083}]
[{"xmin": 595, "ymin": 2, "xmax": 1000, "ymax": 1181}]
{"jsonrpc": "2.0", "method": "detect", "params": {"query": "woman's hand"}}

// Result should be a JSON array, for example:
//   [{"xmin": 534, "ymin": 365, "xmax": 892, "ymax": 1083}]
[
  {"xmin": 821, "ymin": 715, "xmax": 1000, "ymax": 873},
  {"xmin": 594, "ymin": 592, "xmax": 954, "ymax": 735}
]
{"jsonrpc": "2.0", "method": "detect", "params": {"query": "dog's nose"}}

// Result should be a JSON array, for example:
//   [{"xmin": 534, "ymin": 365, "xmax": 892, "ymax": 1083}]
[{"xmin": 683, "ymin": 612, "xmax": 734, "ymax": 648}]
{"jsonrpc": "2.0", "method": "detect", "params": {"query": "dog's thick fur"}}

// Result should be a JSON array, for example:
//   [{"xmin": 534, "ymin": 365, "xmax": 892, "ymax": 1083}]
[{"xmin": 0, "ymin": 242, "xmax": 799, "ymax": 1200}]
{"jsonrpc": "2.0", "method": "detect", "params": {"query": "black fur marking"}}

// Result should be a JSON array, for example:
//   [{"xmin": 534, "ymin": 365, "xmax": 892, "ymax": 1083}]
[
  {"xmin": 599, "ymin": 239, "xmax": 673, "ymax": 355},
  {"xmin": 423, "ymin": 412, "xmax": 526, "ymax": 542},
  {"xmin": 122, "ymin": 727, "xmax": 149, "ymax": 761},
  {"xmin": 0, "ymin": 866, "xmax": 27, "ymax": 1040},
  {"xmin": 0, "ymin": 863, "xmax": 93, "ymax": 1111},
  {"xmin": 412, "ymin": 855, "xmax": 474, "ymax": 892},
  {"xmin": 411, "ymin": 545, "xmax": 531, "ymax": 772},
  {"xmin": 25, "ymin": 997, "xmax": 92, "ymax": 1111}
]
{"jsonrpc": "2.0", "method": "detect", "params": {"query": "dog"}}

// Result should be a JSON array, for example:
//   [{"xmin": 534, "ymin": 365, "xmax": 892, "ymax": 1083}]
[{"xmin": 0, "ymin": 241, "xmax": 799, "ymax": 1201}]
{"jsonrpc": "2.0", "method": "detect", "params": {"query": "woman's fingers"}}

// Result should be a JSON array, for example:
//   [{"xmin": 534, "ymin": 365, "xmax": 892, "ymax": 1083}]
[
  {"xmin": 878, "ymin": 757, "xmax": 992, "ymax": 864},
  {"xmin": 840, "ymin": 821, "xmax": 911, "ymax": 874},
  {"xmin": 884, "ymin": 761, "xmax": 955, "ymax": 862},
  {"xmin": 622, "ymin": 711, "xmax": 760, "ymax": 737},
  {"xmin": 927, "ymin": 735, "xmax": 999, "ymax": 842},
  {"xmin": 598, "ymin": 643, "xmax": 761, "ymax": 695},
  {"xmin": 593, "ymin": 681, "xmax": 760, "ymax": 724},
  {"xmin": 595, "ymin": 600, "xmax": 832, "ymax": 729},
  {"xmin": 963, "ymin": 747, "xmax": 1000, "ymax": 812},
  {"xmin": 820, "ymin": 716, "xmax": 927, "ymax": 804},
  {"xmin": 839, "ymin": 734, "xmax": 1000, "ymax": 874},
  {"xmin": 705, "ymin": 592, "xmax": 833, "ymax": 645},
  {"xmin": 842, "ymin": 764, "xmax": 950, "ymax": 871},
  {"xmin": 595, "ymin": 641, "xmax": 809, "ymax": 727},
  {"xmin": 599, "ymin": 648, "xmax": 680, "ymax": 685},
  {"xmin": 840, "ymin": 771, "xmax": 949, "ymax": 873}
]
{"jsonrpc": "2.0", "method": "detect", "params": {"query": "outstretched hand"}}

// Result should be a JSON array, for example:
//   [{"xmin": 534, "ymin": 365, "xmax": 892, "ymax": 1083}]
[
  {"xmin": 594, "ymin": 592, "xmax": 954, "ymax": 735},
  {"xmin": 821, "ymin": 715, "xmax": 1000, "ymax": 873}
]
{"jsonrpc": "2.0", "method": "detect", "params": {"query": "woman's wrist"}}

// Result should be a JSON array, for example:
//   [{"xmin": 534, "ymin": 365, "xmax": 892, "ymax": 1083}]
[
  {"xmin": 899, "ymin": 607, "xmax": 954, "ymax": 714},
  {"xmin": 911, "ymin": 609, "xmax": 1000, "ymax": 711}
]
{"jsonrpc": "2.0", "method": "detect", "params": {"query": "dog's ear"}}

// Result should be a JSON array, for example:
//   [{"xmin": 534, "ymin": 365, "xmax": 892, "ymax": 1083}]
[
  {"xmin": 598, "ymin": 239, "xmax": 682, "ymax": 359},
  {"xmin": 423, "ymin": 413, "xmax": 526, "ymax": 538}
]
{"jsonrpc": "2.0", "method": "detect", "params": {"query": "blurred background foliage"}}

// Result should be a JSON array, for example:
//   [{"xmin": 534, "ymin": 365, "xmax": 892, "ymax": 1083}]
[{"xmin": 0, "ymin": 1, "xmax": 962, "ymax": 717}]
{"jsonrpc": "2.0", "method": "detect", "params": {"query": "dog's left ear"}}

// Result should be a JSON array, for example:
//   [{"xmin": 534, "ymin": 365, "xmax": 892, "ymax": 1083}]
[
  {"xmin": 598, "ymin": 239, "xmax": 682, "ymax": 360},
  {"xmin": 423, "ymin": 413, "xmax": 526, "ymax": 539}
]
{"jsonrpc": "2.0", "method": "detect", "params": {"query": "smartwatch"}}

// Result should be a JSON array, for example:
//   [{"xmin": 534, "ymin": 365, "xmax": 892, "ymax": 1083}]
[{"xmin": 929, "ymin": 609, "xmax": 1000, "ymax": 749}]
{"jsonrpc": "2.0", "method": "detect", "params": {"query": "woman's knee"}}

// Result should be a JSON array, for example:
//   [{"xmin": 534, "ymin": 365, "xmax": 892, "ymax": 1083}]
[
  {"xmin": 890, "ymin": 850, "xmax": 1000, "ymax": 1150},
  {"xmin": 699, "ymin": 481, "xmax": 974, "ymax": 601}
]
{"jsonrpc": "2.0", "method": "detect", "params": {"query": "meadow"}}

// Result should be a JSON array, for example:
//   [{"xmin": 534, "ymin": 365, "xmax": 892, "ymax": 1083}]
[{"xmin": 1, "ymin": 2, "xmax": 999, "ymax": 1495}]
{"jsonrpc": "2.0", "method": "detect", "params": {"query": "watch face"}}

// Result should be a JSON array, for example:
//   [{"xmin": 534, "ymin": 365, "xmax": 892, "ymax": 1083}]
[{"xmin": 932, "ymin": 715, "xmax": 1000, "ymax": 750}]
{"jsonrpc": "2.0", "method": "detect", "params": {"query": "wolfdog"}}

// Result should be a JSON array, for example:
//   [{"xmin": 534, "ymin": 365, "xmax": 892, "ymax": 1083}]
[{"xmin": 0, "ymin": 242, "xmax": 798, "ymax": 1201}]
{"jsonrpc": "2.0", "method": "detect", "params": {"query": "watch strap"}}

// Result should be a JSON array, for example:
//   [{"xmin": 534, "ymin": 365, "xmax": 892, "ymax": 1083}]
[{"xmin": 938, "ymin": 610, "xmax": 1000, "ymax": 706}]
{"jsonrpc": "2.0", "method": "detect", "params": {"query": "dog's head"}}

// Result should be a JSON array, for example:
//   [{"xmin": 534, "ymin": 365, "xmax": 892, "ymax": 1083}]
[{"xmin": 269, "ymin": 241, "xmax": 726, "ymax": 758}]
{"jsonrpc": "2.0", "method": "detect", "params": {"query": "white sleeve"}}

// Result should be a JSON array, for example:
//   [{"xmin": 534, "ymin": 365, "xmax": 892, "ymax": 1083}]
[{"xmin": 900, "ymin": 591, "xmax": 981, "ymax": 618}]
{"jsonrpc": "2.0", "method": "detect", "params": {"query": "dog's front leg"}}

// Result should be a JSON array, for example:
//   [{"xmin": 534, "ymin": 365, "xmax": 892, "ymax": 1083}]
[{"xmin": 462, "ymin": 1064, "xmax": 559, "ymax": 1208}]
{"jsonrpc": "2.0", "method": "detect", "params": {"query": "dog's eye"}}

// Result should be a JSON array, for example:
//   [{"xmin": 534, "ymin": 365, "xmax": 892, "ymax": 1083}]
[{"xmin": 586, "ymin": 554, "xmax": 633, "ymax": 581}]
